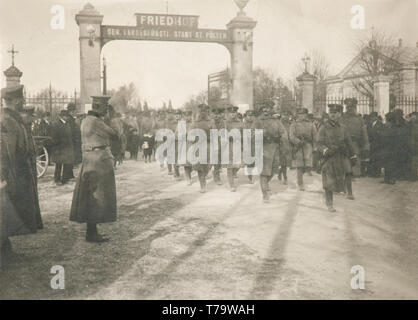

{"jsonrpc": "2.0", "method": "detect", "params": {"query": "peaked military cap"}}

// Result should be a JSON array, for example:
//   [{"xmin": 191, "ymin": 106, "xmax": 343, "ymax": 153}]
[
  {"xmin": 67, "ymin": 102, "xmax": 76, "ymax": 111},
  {"xmin": 344, "ymin": 98, "xmax": 358, "ymax": 107},
  {"xmin": 296, "ymin": 107, "xmax": 309, "ymax": 114},
  {"xmin": 328, "ymin": 104, "xmax": 343, "ymax": 113},
  {"xmin": 91, "ymin": 95, "xmax": 111, "ymax": 109},
  {"xmin": 245, "ymin": 109, "xmax": 256, "ymax": 116}
]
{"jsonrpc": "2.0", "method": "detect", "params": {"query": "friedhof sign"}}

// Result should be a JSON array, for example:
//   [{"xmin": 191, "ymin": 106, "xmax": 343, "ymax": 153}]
[{"xmin": 101, "ymin": 13, "xmax": 230, "ymax": 45}]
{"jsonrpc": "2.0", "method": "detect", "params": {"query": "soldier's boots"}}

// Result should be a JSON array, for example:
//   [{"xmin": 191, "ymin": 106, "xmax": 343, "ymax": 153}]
[
  {"xmin": 185, "ymin": 167, "xmax": 192, "ymax": 185},
  {"xmin": 168, "ymin": 164, "xmax": 173, "ymax": 175},
  {"xmin": 227, "ymin": 169, "xmax": 236, "ymax": 191},
  {"xmin": 174, "ymin": 166, "xmax": 181, "ymax": 180},
  {"xmin": 260, "ymin": 176, "xmax": 270, "ymax": 203},
  {"xmin": 325, "ymin": 190, "xmax": 336, "ymax": 212},
  {"xmin": 86, "ymin": 234, "xmax": 109, "ymax": 243},
  {"xmin": 198, "ymin": 171, "xmax": 206, "ymax": 193},
  {"xmin": 248, "ymin": 175, "xmax": 254, "ymax": 184}
]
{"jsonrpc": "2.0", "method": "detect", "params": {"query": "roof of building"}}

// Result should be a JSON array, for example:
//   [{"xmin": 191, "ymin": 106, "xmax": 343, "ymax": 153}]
[{"xmin": 326, "ymin": 45, "xmax": 418, "ymax": 82}]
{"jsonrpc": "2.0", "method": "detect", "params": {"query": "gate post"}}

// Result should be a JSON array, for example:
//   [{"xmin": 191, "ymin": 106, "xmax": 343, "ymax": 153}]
[
  {"xmin": 373, "ymin": 75, "xmax": 390, "ymax": 117},
  {"xmin": 75, "ymin": 3, "xmax": 103, "ymax": 112},
  {"xmin": 227, "ymin": 8, "xmax": 256, "ymax": 111},
  {"xmin": 297, "ymin": 72, "xmax": 315, "ymax": 113}
]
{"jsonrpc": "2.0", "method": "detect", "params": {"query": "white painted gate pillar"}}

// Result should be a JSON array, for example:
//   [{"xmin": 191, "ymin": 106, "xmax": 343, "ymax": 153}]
[
  {"xmin": 227, "ymin": 11, "xmax": 256, "ymax": 111},
  {"xmin": 373, "ymin": 75, "xmax": 390, "ymax": 117},
  {"xmin": 75, "ymin": 3, "xmax": 103, "ymax": 112},
  {"xmin": 297, "ymin": 72, "xmax": 315, "ymax": 113}
]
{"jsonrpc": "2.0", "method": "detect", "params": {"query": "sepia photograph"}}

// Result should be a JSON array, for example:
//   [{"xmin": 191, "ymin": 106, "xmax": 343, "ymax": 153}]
[{"xmin": 0, "ymin": 0, "xmax": 417, "ymax": 306}]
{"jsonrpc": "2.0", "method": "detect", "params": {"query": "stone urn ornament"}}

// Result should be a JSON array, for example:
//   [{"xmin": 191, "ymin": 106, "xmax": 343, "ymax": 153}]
[{"xmin": 234, "ymin": 0, "xmax": 250, "ymax": 14}]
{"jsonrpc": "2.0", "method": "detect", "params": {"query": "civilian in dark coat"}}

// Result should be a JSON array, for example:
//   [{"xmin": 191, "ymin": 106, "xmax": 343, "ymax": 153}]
[
  {"xmin": 367, "ymin": 112, "xmax": 384, "ymax": 177},
  {"xmin": 1, "ymin": 85, "xmax": 42, "ymax": 263},
  {"xmin": 50, "ymin": 110, "xmax": 75, "ymax": 185}
]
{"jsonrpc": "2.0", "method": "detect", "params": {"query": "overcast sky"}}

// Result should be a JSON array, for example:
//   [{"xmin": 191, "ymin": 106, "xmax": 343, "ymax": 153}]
[{"xmin": 0, "ymin": 0, "xmax": 416, "ymax": 107}]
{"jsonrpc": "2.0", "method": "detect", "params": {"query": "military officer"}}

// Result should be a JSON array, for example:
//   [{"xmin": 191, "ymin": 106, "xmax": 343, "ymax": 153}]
[
  {"xmin": 317, "ymin": 104, "xmax": 356, "ymax": 212},
  {"xmin": 191, "ymin": 104, "xmax": 213, "ymax": 193},
  {"xmin": 70, "ymin": 95, "xmax": 119, "ymax": 242},
  {"xmin": 182, "ymin": 110, "xmax": 194, "ymax": 185},
  {"xmin": 211, "ymin": 106, "xmax": 225, "ymax": 185},
  {"xmin": 153, "ymin": 110, "xmax": 167, "ymax": 169},
  {"xmin": 289, "ymin": 107, "xmax": 317, "ymax": 191},
  {"xmin": 224, "ymin": 105, "xmax": 243, "ymax": 192},
  {"xmin": 340, "ymin": 98, "xmax": 370, "ymax": 177},
  {"xmin": 1, "ymin": 85, "xmax": 43, "ymax": 263},
  {"xmin": 243, "ymin": 109, "xmax": 257, "ymax": 184},
  {"xmin": 253, "ymin": 103, "xmax": 287, "ymax": 203},
  {"xmin": 276, "ymin": 111, "xmax": 292, "ymax": 185}
]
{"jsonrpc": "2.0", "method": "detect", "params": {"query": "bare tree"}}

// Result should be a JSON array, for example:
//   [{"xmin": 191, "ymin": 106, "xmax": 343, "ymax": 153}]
[
  {"xmin": 109, "ymin": 82, "xmax": 140, "ymax": 113},
  {"xmin": 351, "ymin": 28, "xmax": 404, "ymax": 100}
]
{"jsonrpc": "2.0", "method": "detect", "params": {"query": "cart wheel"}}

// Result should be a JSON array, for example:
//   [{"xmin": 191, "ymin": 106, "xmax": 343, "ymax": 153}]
[{"xmin": 36, "ymin": 146, "xmax": 49, "ymax": 178}]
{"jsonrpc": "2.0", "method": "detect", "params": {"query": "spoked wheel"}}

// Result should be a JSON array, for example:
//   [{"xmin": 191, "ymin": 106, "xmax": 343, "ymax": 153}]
[{"xmin": 36, "ymin": 146, "xmax": 49, "ymax": 178}]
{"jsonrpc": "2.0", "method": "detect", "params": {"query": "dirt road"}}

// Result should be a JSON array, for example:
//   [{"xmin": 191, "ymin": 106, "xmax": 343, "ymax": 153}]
[{"xmin": 1, "ymin": 160, "xmax": 417, "ymax": 299}]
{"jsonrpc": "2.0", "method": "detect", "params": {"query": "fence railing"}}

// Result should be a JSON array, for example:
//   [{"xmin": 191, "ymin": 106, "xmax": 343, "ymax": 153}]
[
  {"xmin": 318, "ymin": 96, "xmax": 375, "ymax": 115},
  {"xmin": 394, "ymin": 95, "xmax": 418, "ymax": 114},
  {"xmin": 24, "ymin": 89, "xmax": 80, "ymax": 118}
]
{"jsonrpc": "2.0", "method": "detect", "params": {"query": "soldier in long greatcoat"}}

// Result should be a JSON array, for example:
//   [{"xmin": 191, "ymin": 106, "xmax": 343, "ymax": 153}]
[
  {"xmin": 277, "ymin": 112, "xmax": 292, "ymax": 185},
  {"xmin": 243, "ymin": 109, "xmax": 257, "ymax": 184},
  {"xmin": 190, "ymin": 104, "xmax": 213, "ymax": 193},
  {"xmin": 211, "ymin": 106, "xmax": 225, "ymax": 185},
  {"xmin": 1, "ymin": 85, "xmax": 43, "ymax": 263},
  {"xmin": 70, "ymin": 96, "xmax": 119, "ymax": 243},
  {"xmin": 181, "ymin": 111, "xmax": 194, "ymax": 185},
  {"xmin": 340, "ymin": 98, "xmax": 370, "ymax": 177},
  {"xmin": 317, "ymin": 104, "xmax": 356, "ymax": 212},
  {"xmin": 253, "ymin": 104, "xmax": 287, "ymax": 203},
  {"xmin": 289, "ymin": 108, "xmax": 317, "ymax": 191},
  {"xmin": 224, "ymin": 106, "xmax": 243, "ymax": 192}
]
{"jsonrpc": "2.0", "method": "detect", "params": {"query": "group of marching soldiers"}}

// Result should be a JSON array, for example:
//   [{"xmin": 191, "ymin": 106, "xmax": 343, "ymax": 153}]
[{"xmin": 2, "ymin": 85, "xmax": 417, "ymax": 259}]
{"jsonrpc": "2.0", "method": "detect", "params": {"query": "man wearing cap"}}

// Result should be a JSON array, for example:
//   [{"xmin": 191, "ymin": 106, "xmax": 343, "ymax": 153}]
[
  {"xmin": 317, "ymin": 104, "xmax": 356, "ymax": 212},
  {"xmin": 289, "ymin": 107, "xmax": 317, "ymax": 191},
  {"xmin": 243, "ymin": 109, "xmax": 257, "ymax": 184},
  {"xmin": 224, "ymin": 105, "xmax": 243, "ymax": 191},
  {"xmin": 276, "ymin": 111, "xmax": 292, "ymax": 185},
  {"xmin": 178, "ymin": 110, "xmax": 192, "ymax": 184},
  {"xmin": 340, "ymin": 98, "xmax": 370, "ymax": 177},
  {"xmin": 70, "ymin": 95, "xmax": 119, "ymax": 242},
  {"xmin": 191, "ymin": 104, "xmax": 213, "ymax": 193},
  {"xmin": 50, "ymin": 109, "xmax": 75, "ymax": 185},
  {"xmin": 209, "ymin": 106, "xmax": 224, "ymax": 185},
  {"xmin": 1, "ymin": 85, "xmax": 43, "ymax": 261},
  {"xmin": 253, "ymin": 103, "xmax": 287, "ymax": 203}
]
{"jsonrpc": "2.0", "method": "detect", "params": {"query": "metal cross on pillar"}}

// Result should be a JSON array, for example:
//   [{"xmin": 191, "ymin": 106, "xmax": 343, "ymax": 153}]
[
  {"xmin": 302, "ymin": 53, "xmax": 310, "ymax": 74},
  {"xmin": 8, "ymin": 45, "xmax": 19, "ymax": 66}
]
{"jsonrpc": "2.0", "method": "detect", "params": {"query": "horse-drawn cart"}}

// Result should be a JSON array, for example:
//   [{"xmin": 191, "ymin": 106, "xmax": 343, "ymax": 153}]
[{"xmin": 33, "ymin": 136, "xmax": 51, "ymax": 178}]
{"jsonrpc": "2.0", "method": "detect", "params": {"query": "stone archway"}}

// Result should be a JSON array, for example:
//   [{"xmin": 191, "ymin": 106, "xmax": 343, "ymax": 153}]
[{"xmin": 75, "ymin": 2, "xmax": 256, "ymax": 112}]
